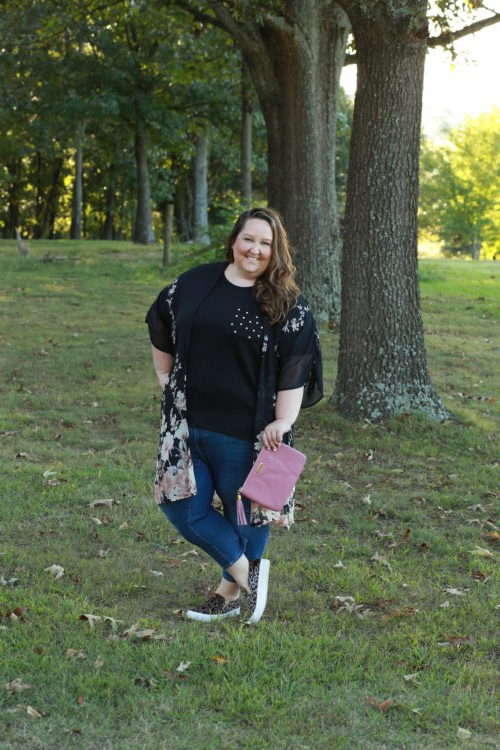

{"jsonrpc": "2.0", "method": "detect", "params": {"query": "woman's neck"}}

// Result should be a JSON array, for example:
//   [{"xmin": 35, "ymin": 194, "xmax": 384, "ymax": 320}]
[{"xmin": 224, "ymin": 262, "xmax": 256, "ymax": 287}]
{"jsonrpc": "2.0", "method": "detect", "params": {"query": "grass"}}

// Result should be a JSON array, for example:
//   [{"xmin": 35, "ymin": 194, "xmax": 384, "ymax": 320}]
[{"xmin": 0, "ymin": 239, "xmax": 499, "ymax": 749}]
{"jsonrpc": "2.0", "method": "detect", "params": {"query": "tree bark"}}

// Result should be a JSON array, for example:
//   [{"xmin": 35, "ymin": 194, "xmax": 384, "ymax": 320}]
[
  {"xmin": 34, "ymin": 154, "xmax": 64, "ymax": 239},
  {"xmin": 133, "ymin": 126, "xmax": 154, "ymax": 244},
  {"xmin": 193, "ymin": 128, "xmax": 210, "ymax": 245},
  {"xmin": 6, "ymin": 159, "xmax": 22, "ymax": 238},
  {"xmin": 103, "ymin": 164, "xmax": 116, "ymax": 240},
  {"xmin": 240, "ymin": 57, "xmax": 252, "ymax": 206},
  {"xmin": 70, "ymin": 124, "xmax": 85, "ymax": 240},
  {"xmin": 174, "ymin": 174, "xmax": 192, "ymax": 241},
  {"xmin": 209, "ymin": 1, "xmax": 350, "ymax": 322},
  {"xmin": 162, "ymin": 201, "xmax": 174, "ymax": 266},
  {"xmin": 334, "ymin": 3, "xmax": 449, "ymax": 420}
]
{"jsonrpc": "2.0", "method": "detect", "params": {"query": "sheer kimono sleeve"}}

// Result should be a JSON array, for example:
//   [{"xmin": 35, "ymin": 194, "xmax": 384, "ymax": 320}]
[
  {"xmin": 145, "ymin": 285, "xmax": 175, "ymax": 354},
  {"xmin": 276, "ymin": 297, "xmax": 323, "ymax": 408}
]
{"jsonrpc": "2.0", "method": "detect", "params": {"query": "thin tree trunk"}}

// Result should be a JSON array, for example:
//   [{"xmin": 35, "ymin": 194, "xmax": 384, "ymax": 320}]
[
  {"xmin": 162, "ymin": 202, "xmax": 174, "ymax": 266},
  {"xmin": 240, "ymin": 58, "xmax": 252, "ymax": 206},
  {"xmin": 35, "ymin": 156, "xmax": 63, "ymax": 239},
  {"xmin": 334, "ymin": 11, "xmax": 448, "ymax": 420},
  {"xmin": 133, "ymin": 126, "xmax": 154, "ymax": 244},
  {"xmin": 193, "ymin": 128, "xmax": 210, "ymax": 245},
  {"xmin": 70, "ymin": 124, "xmax": 85, "ymax": 240},
  {"xmin": 103, "ymin": 164, "xmax": 116, "ymax": 240},
  {"xmin": 174, "ymin": 174, "xmax": 192, "ymax": 241},
  {"xmin": 6, "ymin": 159, "xmax": 22, "ymax": 238}
]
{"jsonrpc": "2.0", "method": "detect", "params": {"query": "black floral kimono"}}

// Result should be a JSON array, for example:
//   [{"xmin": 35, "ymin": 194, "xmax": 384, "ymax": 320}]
[{"xmin": 146, "ymin": 261, "xmax": 323, "ymax": 527}]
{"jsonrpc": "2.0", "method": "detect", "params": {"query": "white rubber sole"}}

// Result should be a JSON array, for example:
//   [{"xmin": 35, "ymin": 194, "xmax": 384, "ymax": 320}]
[
  {"xmin": 185, "ymin": 606, "xmax": 240, "ymax": 623},
  {"xmin": 247, "ymin": 558, "xmax": 270, "ymax": 624}
]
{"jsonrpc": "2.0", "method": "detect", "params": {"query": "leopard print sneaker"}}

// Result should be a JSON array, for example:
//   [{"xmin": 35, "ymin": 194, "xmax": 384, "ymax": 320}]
[
  {"xmin": 242, "ymin": 558, "xmax": 270, "ymax": 624},
  {"xmin": 186, "ymin": 594, "xmax": 240, "ymax": 622}
]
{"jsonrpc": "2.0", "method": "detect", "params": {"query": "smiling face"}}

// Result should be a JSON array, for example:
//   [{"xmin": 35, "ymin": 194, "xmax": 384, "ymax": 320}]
[{"xmin": 230, "ymin": 218, "xmax": 273, "ymax": 281}]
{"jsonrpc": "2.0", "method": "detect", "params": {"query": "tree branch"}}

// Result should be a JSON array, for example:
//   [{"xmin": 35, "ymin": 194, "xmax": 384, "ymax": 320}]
[
  {"xmin": 173, "ymin": 0, "xmax": 228, "ymax": 33},
  {"xmin": 428, "ymin": 13, "xmax": 500, "ymax": 48}
]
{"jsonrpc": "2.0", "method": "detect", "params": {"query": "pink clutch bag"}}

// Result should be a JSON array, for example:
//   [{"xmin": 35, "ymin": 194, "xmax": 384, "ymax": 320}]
[{"xmin": 236, "ymin": 443, "xmax": 307, "ymax": 525}]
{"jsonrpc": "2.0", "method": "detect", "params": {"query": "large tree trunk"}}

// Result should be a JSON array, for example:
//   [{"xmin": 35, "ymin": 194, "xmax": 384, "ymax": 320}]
[
  {"xmin": 211, "ymin": 1, "xmax": 349, "ymax": 322},
  {"xmin": 334, "ymin": 3, "xmax": 448, "ymax": 420},
  {"xmin": 193, "ymin": 128, "xmax": 210, "ymax": 245},
  {"xmin": 70, "ymin": 124, "xmax": 85, "ymax": 240},
  {"xmin": 133, "ymin": 126, "xmax": 154, "ymax": 244},
  {"xmin": 240, "ymin": 58, "xmax": 253, "ymax": 206}
]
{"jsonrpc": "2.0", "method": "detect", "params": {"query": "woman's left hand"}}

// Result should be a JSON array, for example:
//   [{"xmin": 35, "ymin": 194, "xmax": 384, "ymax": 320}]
[{"xmin": 262, "ymin": 419, "xmax": 291, "ymax": 451}]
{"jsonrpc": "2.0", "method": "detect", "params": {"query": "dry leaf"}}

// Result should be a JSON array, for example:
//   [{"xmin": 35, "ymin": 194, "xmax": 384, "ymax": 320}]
[
  {"xmin": 367, "ymin": 696, "xmax": 393, "ymax": 712},
  {"xmin": 97, "ymin": 549, "xmax": 110, "ymax": 558},
  {"xmin": 5, "ymin": 678, "xmax": 33, "ymax": 694},
  {"xmin": 403, "ymin": 673, "xmax": 421, "ymax": 683},
  {"xmin": 76, "ymin": 695, "xmax": 85, "ymax": 705},
  {"xmin": 79, "ymin": 614, "xmax": 102, "ymax": 627},
  {"xmin": 469, "ymin": 547, "xmax": 494, "ymax": 559},
  {"xmin": 89, "ymin": 498, "xmax": 117, "ymax": 509},
  {"xmin": 1, "ymin": 573, "xmax": 19, "ymax": 586},
  {"xmin": 94, "ymin": 659, "xmax": 104, "ymax": 669},
  {"xmin": 211, "ymin": 655, "xmax": 228, "ymax": 664},
  {"xmin": 457, "ymin": 728, "xmax": 472, "ymax": 741},
  {"xmin": 66, "ymin": 649, "xmax": 86, "ymax": 660},
  {"xmin": 176, "ymin": 661, "xmax": 192, "ymax": 673},
  {"xmin": 370, "ymin": 552, "xmax": 393, "ymax": 573},
  {"xmin": 118, "ymin": 521, "xmax": 129, "ymax": 530},
  {"xmin": 179, "ymin": 549, "xmax": 199, "ymax": 557},
  {"xmin": 439, "ymin": 601, "xmax": 450, "ymax": 608},
  {"xmin": 333, "ymin": 560, "xmax": 345, "ymax": 569},
  {"xmin": 444, "ymin": 588, "xmax": 467, "ymax": 596},
  {"xmin": 150, "ymin": 570, "xmax": 164, "ymax": 577},
  {"xmin": 91, "ymin": 517, "xmax": 102, "ymax": 526},
  {"xmin": 27, "ymin": 705, "xmax": 44, "ymax": 718},
  {"xmin": 361, "ymin": 494, "xmax": 372, "ymax": 505},
  {"xmin": 44, "ymin": 564, "xmax": 64, "ymax": 579},
  {"xmin": 135, "ymin": 676, "xmax": 159, "ymax": 688}
]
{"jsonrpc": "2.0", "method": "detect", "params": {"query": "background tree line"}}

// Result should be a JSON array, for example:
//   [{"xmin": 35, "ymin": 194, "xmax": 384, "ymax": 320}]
[{"xmin": 1, "ymin": 0, "xmax": 498, "ymax": 423}]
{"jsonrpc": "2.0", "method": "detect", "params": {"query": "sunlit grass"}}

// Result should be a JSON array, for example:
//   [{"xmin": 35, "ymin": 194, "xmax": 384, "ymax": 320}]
[{"xmin": 1, "ymin": 241, "xmax": 499, "ymax": 749}]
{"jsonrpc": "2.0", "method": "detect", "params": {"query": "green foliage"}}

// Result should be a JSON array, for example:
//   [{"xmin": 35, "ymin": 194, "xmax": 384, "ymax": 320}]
[
  {"xmin": 0, "ymin": 241, "xmax": 499, "ymax": 747},
  {"xmin": 420, "ymin": 109, "xmax": 500, "ymax": 259}
]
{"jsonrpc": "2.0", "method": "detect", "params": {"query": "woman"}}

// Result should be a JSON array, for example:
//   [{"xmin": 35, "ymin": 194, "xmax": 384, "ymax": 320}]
[{"xmin": 146, "ymin": 207, "xmax": 322, "ymax": 623}]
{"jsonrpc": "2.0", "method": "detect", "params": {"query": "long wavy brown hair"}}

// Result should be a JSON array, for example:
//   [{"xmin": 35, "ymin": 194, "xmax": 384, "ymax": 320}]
[{"xmin": 226, "ymin": 207, "xmax": 300, "ymax": 324}]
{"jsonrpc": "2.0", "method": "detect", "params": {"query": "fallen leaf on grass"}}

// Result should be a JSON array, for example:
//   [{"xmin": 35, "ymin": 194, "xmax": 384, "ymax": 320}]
[
  {"xmin": 76, "ymin": 695, "xmax": 85, "ymax": 705},
  {"xmin": 163, "ymin": 670, "xmax": 187, "ymax": 680},
  {"xmin": 176, "ymin": 661, "xmax": 192, "ymax": 673},
  {"xmin": 27, "ymin": 705, "xmax": 44, "ymax": 718},
  {"xmin": 88, "ymin": 498, "xmax": 118, "ymax": 509},
  {"xmin": 469, "ymin": 546, "xmax": 494, "ymax": 559},
  {"xmin": 150, "ymin": 570, "xmax": 164, "ymax": 577},
  {"xmin": 333, "ymin": 560, "xmax": 345, "ymax": 569},
  {"xmin": 403, "ymin": 673, "xmax": 421, "ymax": 684},
  {"xmin": 91, "ymin": 517, "xmax": 102, "ymax": 526},
  {"xmin": 179, "ymin": 549, "xmax": 199, "ymax": 558},
  {"xmin": 370, "ymin": 551, "xmax": 393, "ymax": 573},
  {"xmin": 1, "ymin": 573, "xmax": 19, "ymax": 586},
  {"xmin": 44, "ymin": 564, "xmax": 64, "ymax": 579},
  {"xmin": 97, "ymin": 549, "xmax": 110, "ymax": 558},
  {"xmin": 211, "ymin": 655, "xmax": 228, "ymax": 665},
  {"xmin": 5, "ymin": 678, "xmax": 33, "ymax": 694},
  {"xmin": 444, "ymin": 588, "xmax": 468, "ymax": 596},
  {"xmin": 438, "ymin": 635, "xmax": 474, "ymax": 648},
  {"xmin": 388, "ymin": 528, "xmax": 411, "ymax": 549},
  {"xmin": 66, "ymin": 649, "xmax": 86, "ymax": 660},
  {"xmin": 0, "ymin": 607, "xmax": 27, "ymax": 623},
  {"xmin": 381, "ymin": 607, "xmax": 417, "ymax": 621},
  {"xmin": 367, "ymin": 696, "xmax": 394, "ymax": 712},
  {"xmin": 361, "ymin": 494, "xmax": 371, "ymax": 505},
  {"xmin": 457, "ymin": 728, "xmax": 472, "ymax": 741},
  {"xmin": 79, "ymin": 614, "xmax": 102, "ymax": 627},
  {"xmin": 118, "ymin": 521, "xmax": 129, "ymax": 530},
  {"xmin": 94, "ymin": 659, "xmax": 104, "ymax": 669},
  {"xmin": 439, "ymin": 601, "xmax": 450, "ymax": 608}
]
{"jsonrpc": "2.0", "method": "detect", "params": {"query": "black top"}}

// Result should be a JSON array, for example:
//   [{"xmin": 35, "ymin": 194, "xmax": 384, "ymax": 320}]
[
  {"xmin": 146, "ymin": 262, "xmax": 323, "ymax": 456},
  {"xmin": 186, "ymin": 275, "xmax": 263, "ymax": 440}
]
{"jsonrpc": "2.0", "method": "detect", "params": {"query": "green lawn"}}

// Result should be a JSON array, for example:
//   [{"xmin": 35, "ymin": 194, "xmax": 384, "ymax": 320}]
[{"xmin": 1, "ymin": 240, "xmax": 499, "ymax": 749}]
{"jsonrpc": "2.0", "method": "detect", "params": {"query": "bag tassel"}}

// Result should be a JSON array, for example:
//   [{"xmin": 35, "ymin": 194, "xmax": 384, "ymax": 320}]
[{"xmin": 236, "ymin": 491, "xmax": 248, "ymax": 526}]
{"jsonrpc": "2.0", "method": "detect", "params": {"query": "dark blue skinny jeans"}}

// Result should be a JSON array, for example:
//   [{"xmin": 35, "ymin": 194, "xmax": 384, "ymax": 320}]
[{"xmin": 159, "ymin": 427, "xmax": 269, "ymax": 581}]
